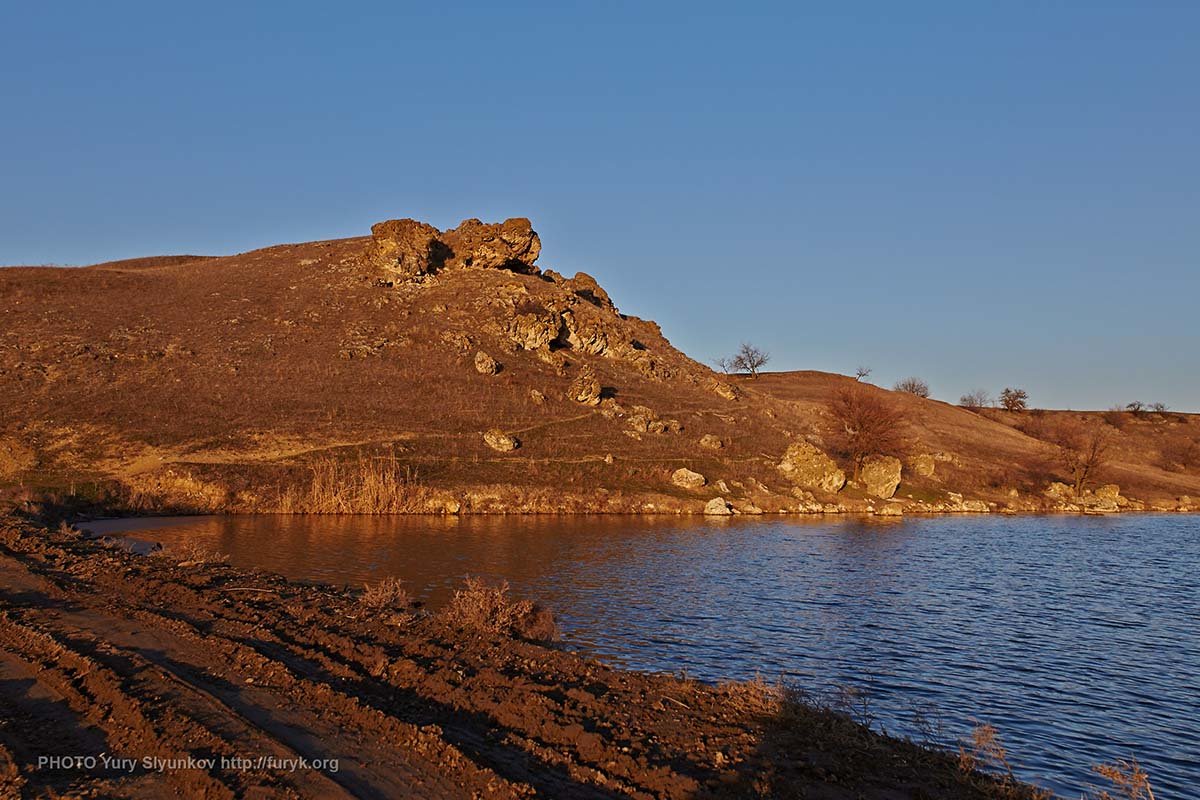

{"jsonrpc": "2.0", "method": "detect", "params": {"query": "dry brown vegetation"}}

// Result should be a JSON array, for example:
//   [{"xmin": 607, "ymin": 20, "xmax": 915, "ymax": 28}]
[
  {"xmin": 440, "ymin": 575, "xmax": 557, "ymax": 641},
  {"xmin": 828, "ymin": 384, "xmax": 910, "ymax": 479}
]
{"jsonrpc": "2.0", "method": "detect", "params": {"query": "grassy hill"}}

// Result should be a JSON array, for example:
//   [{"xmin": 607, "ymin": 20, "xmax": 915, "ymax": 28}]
[{"xmin": 2, "ymin": 218, "xmax": 1197, "ymax": 515}]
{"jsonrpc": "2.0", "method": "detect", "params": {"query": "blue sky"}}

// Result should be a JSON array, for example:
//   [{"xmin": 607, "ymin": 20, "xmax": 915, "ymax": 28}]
[{"xmin": 2, "ymin": 2, "xmax": 1197, "ymax": 410}]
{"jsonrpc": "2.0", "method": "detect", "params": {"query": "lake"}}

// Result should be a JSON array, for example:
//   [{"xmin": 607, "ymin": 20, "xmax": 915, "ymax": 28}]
[{"xmin": 86, "ymin": 513, "xmax": 1199, "ymax": 798}]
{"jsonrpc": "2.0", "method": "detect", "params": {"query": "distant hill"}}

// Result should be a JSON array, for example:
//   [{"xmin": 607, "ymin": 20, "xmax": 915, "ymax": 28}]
[{"xmin": 2, "ymin": 218, "xmax": 1197, "ymax": 515}]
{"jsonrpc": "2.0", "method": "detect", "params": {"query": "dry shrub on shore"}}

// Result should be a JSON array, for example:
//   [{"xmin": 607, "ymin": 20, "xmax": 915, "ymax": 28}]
[
  {"xmin": 1091, "ymin": 759, "xmax": 1156, "ymax": 800},
  {"xmin": 156, "ymin": 541, "xmax": 229, "ymax": 566},
  {"xmin": 278, "ymin": 453, "xmax": 438, "ymax": 513},
  {"xmin": 440, "ymin": 575, "xmax": 557, "ymax": 641},
  {"xmin": 359, "ymin": 577, "xmax": 413, "ymax": 611}
]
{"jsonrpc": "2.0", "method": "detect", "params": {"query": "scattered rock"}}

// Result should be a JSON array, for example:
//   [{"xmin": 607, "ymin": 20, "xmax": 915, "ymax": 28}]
[
  {"xmin": 712, "ymin": 381, "xmax": 738, "ymax": 401},
  {"xmin": 672, "ymin": 468, "xmax": 707, "ymax": 489},
  {"xmin": 777, "ymin": 442, "xmax": 846, "ymax": 493},
  {"xmin": 911, "ymin": 453, "xmax": 937, "ymax": 478},
  {"xmin": 483, "ymin": 429, "xmax": 520, "ymax": 452},
  {"xmin": 604, "ymin": 453, "xmax": 614, "ymax": 465},
  {"xmin": 704, "ymin": 497, "xmax": 733, "ymax": 515},
  {"xmin": 860, "ymin": 455, "xmax": 902, "ymax": 499},
  {"xmin": 1045, "ymin": 482, "xmax": 1074, "ymax": 500},
  {"xmin": 875, "ymin": 504, "xmax": 904, "ymax": 516},
  {"xmin": 474, "ymin": 351, "xmax": 501, "ymax": 375},
  {"xmin": 699, "ymin": 434, "xmax": 724, "ymax": 450},
  {"xmin": 529, "ymin": 389, "xmax": 546, "ymax": 405},
  {"xmin": 1095, "ymin": 484, "xmax": 1120, "ymax": 501},
  {"xmin": 568, "ymin": 365, "xmax": 602, "ymax": 406}
]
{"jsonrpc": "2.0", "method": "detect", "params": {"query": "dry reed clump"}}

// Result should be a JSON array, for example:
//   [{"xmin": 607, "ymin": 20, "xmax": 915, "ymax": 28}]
[
  {"xmin": 1090, "ymin": 759, "xmax": 1156, "ymax": 800},
  {"xmin": 277, "ymin": 454, "xmax": 441, "ymax": 514},
  {"xmin": 359, "ymin": 577, "xmax": 413, "ymax": 611},
  {"xmin": 440, "ymin": 575, "xmax": 556, "ymax": 641}
]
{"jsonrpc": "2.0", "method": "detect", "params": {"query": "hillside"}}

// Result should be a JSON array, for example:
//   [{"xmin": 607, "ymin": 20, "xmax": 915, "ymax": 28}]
[{"xmin": 2, "ymin": 217, "xmax": 1197, "ymax": 515}]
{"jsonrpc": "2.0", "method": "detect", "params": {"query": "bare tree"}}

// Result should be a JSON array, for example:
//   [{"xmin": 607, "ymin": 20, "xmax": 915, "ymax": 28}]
[
  {"xmin": 854, "ymin": 366, "xmax": 872, "ymax": 382},
  {"xmin": 959, "ymin": 389, "xmax": 992, "ymax": 410},
  {"xmin": 893, "ymin": 377, "xmax": 930, "ymax": 398},
  {"xmin": 828, "ymin": 385, "xmax": 909, "ymax": 480},
  {"xmin": 1151, "ymin": 402, "xmax": 1168, "ymax": 414},
  {"xmin": 714, "ymin": 356, "xmax": 733, "ymax": 375},
  {"xmin": 1125, "ymin": 401, "xmax": 1146, "ymax": 418},
  {"xmin": 1051, "ymin": 419, "xmax": 1112, "ymax": 494},
  {"xmin": 999, "ymin": 387, "xmax": 1029, "ymax": 412},
  {"xmin": 729, "ymin": 342, "xmax": 770, "ymax": 378}
]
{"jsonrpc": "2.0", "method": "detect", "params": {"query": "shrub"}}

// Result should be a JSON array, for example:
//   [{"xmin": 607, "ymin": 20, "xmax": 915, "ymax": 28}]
[
  {"xmin": 360, "ymin": 577, "xmax": 413, "ymax": 611},
  {"xmin": 828, "ymin": 385, "xmax": 909, "ymax": 479},
  {"xmin": 893, "ymin": 377, "xmax": 930, "ymax": 397},
  {"xmin": 440, "ymin": 576, "xmax": 556, "ymax": 641},
  {"xmin": 1049, "ymin": 419, "xmax": 1112, "ymax": 494}
]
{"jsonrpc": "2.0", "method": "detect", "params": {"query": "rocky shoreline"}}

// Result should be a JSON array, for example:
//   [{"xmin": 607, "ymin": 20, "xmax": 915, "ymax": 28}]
[{"xmin": 0, "ymin": 512, "xmax": 1050, "ymax": 799}]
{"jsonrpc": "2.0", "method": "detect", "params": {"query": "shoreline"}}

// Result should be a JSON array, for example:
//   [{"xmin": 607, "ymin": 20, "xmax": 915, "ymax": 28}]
[{"xmin": 0, "ymin": 512, "xmax": 1050, "ymax": 799}]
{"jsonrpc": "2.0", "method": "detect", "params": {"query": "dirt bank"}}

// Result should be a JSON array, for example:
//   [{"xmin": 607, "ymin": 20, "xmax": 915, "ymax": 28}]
[{"xmin": 0, "ymin": 514, "xmax": 1049, "ymax": 799}]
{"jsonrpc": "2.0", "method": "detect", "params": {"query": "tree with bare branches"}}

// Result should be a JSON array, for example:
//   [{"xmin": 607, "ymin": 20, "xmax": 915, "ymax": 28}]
[
  {"xmin": 729, "ymin": 342, "xmax": 769, "ymax": 378},
  {"xmin": 854, "ymin": 366, "xmax": 872, "ymax": 382},
  {"xmin": 893, "ymin": 377, "xmax": 930, "ymax": 397},
  {"xmin": 827, "ymin": 385, "xmax": 909, "ymax": 480},
  {"xmin": 959, "ymin": 389, "xmax": 991, "ymax": 410},
  {"xmin": 1051, "ymin": 419, "xmax": 1112, "ymax": 494}
]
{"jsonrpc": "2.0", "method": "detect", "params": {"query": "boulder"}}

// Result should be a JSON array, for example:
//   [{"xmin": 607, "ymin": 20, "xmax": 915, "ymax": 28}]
[
  {"xmin": 1095, "ymin": 484, "xmax": 1121, "ymax": 501},
  {"xmin": 440, "ymin": 217, "xmax": 541, "ymax": 272},
  {"xmin": 508, "ymin": 307, "xmax": 562, "ymax": 351},
  {"xmin": 1045, "ymin": 482, "xmax": 1074, "ymax": 500},
  {"xmin": 777, "ymin": 442, "xmax": 846, "ymax": 493},
  {"xmin": 474, "ymin": 351, "xmax": 500, "ymax": 375},
  {"xmin": 860, "ymin": 455, "xmax": 902, "ymax": 499},
  {"xmin": 366, "ymin": 218, "xmax": 442, "ymax": 277},
  {"xmin": 568, "ymin": 365, "xmax": 601, "ymax": 406},
  {"xmin": 483, "ymin": 429, "xmax": 519, "ymax": 452},
  {"xmin": 704, "ymin": 497, "xmax": 733, "ymax": 515},
  {"xmin": 672, "ymin": 468, "xmax": 706, "ymax": 489},
  {"xmin": 564, "ymin": 272, "xmax": 614, "ymax": 309},
  {"xmin": 700, "ymin": 434, "xmax": 724, "ymax": 450},
  {"xmin": 712, "ymin": 381, "xmax": 738, "ymax": 401}
]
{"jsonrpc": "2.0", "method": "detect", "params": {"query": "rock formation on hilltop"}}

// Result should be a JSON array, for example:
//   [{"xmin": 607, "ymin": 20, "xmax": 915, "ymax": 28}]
[{"xmin": 367, "ymin": 217, "xmax": 542, "ymax": 278}]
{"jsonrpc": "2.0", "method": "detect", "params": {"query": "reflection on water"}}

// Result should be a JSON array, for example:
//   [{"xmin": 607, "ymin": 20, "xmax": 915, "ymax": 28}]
[{"xmin": 86, "ymin": 513, "xmax": 1200, "ymax": 798}]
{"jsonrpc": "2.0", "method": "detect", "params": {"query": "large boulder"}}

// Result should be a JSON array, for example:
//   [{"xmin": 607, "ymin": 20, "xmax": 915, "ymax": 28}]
[
  {"xmin": 440, "ymin": 217, "xmax": 541, "ymax": 272},
  {"xmin": 860, "ymin": 455, "xmax": 902, "ymax": 499},
  {"xmin": 568, "ymin": 365, "xmax": 602, "ymax": 406},
  {"xmin": 671, "ymin": 468, "xmax": 707, "ymax": 489},
  {"xmin": 704, "ymin": 497, "xmax": 733, "ymax": 515},
  {"xmin": 366, "ymin": 218, "xmax": 442, "ymax": 277},
  {"xmin": 777, "ymin": 442, "xmax": 845, "ymax": 493}
]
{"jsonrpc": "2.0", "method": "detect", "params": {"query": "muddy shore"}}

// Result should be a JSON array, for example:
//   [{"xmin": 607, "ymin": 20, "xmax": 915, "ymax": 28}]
[{"xmin": 0, "ymin": 514, "xmax": 1046, "ymax": 799}]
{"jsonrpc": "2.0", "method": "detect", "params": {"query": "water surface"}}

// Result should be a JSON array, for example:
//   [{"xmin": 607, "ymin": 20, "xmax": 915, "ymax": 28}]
[{"xmin": 88, "ymin": 513, "xmax": 1200, "ymax": 798}]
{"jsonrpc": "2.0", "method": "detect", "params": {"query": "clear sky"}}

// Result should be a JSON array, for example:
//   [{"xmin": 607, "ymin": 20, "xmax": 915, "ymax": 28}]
[{"xmin": 3, "ymin": 2, "xmax": 1197, "ymax": 410}]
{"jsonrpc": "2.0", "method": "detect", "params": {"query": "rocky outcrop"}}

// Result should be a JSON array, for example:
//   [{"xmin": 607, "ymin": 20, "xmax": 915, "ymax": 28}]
[
  {"xmin": 672, "ymin": 468, "xmax": 706, "ymax": 489},
  {"xmin": 483, "ymin": 429, "xmax": 520, "ymax": 452},
  {"xmin": 440, "ymin": 217, "xmax": 541, "ymax": 272},
  {"xmin": 860, "ymin": 455, "xmax": 902, "ymax": 499},
  {"xmin": 568, "ymin": 365, "xmax": 601, "ymax": 406},
  {"xmin": 704, "ymin": 497, "xmax": 733, "ymax": 515},
  {"xmin": 777, "ymin": 442, "xmax": 845, "ymax": 493},
  {"xmin": 474, "ymin": 351, "xmax": 501, "ymax": 375},
  {"xmin": 911, "ymin": 454, "xmax": 936, "ymax": 478},
  {"xmin": 367, "ymin": 217, "xmax": 541, "ymax": 278}
]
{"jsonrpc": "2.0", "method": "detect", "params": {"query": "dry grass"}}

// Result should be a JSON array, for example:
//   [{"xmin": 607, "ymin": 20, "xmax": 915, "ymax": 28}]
[
  {"xmin": 1090, "ymin": 759, "xmax": 1156, "ymax": 800},
  {"xmin": 440, "ymin": 575, "xmax": 556, "ymax": 640},
  {"xmin": 156, "ymin": 541, "xmax": 229, "ymax": 566},
  {"xmin": 278, "ymin": 453, "xmax": 438, "ymax": 514}
]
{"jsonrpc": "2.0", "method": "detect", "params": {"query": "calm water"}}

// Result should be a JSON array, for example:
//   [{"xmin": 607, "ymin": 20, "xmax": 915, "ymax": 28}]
[{"xmin": 88, "ymin": 514, "xmax": 1199, "ymax": 798}]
